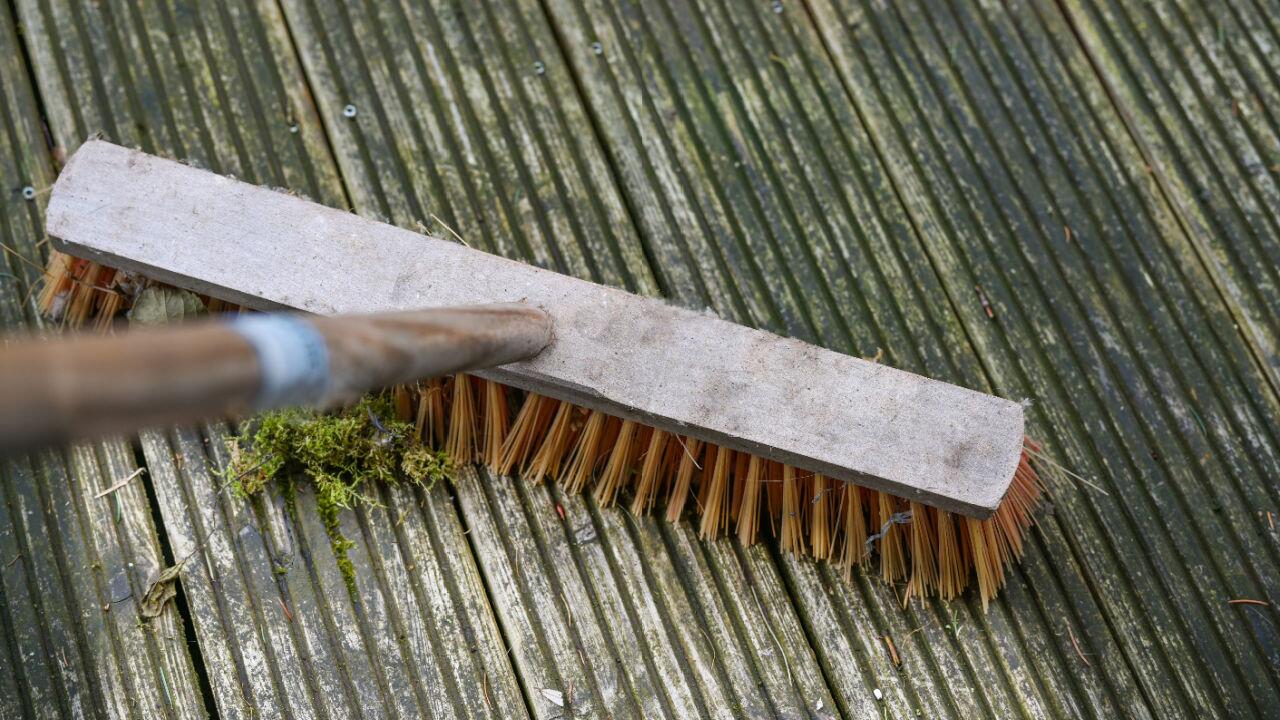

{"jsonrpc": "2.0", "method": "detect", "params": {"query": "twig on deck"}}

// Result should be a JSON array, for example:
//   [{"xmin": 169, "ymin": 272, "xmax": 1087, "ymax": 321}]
[
  {"xmin": 1067, "ymin": 626, "xmax": 1090, "ymax": 667},
  {"xmin": 95, "ymin": 467, "xmax": 146, "ymax": 499}
]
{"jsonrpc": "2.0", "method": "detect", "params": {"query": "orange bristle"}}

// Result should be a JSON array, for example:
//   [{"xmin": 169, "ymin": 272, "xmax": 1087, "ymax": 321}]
[
  {"xmin": 905, "ymin": 502, "xmax": 937, "ymax": 602},
  {"xmin": 393, "ymin": 385, "xmax": 414, "ymax": 422},
  {"xmin": 837, "ymin": 482, "xmax": 867, "ymax": 576},
  {"xmin": 595, "ymin": 419, "xmax": 640, "ymax": 507},
  {"xmin": 810, "ymin": 474, "xmax": 833, "ymax": 562},
  {"xmin": 698, "ymin": 445, "xmax": 733, "ymax": 540},
  {"xmin": 562, "ymin": 410, "xmax": 608, "ymax": 494},
  {"xmin": 874, "ymin": 492, "xmax": 908, "ymax": 584},
  {"xmin": 481, "ymin": 379, "xmax": 509, "ymax": 471},
  {"xmin": 415, "ymin": 378, "xmax": 447, "ymax": 447},
  {"xmin": 779, "ymin": 466, "xmax": 805, "ymax": 555},
  {"xmin": 735, "ymin": 455, "xmax": 764, "ymax": 545},
  {"xmin": 936, "ymin": 508, "xmax": 966, "ymax": 599},
  {"xmin": 664, "ymin": 437, "xmax": 702, "ymax": 523},
  {"xmin": 631, "ymin": 429, "xmax": 671, "ymax": 516},
  {"xmin": 526, "ymin": 401, "xmax": 578, "ymax": 484},
  {"xmin": 445, "ymin": 373, "xmax": 477, "ymax": 462},
  {"xmin": 36, "ymin": 250, "xmax": 1050, "ymax": 606},
  {"xmin": 497, "ymin": 393, "xmax": 552, "ymax": 476}
]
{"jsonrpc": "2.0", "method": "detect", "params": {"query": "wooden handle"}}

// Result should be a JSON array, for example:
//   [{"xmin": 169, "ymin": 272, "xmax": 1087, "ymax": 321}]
[{"xmin": 0, "ymin": 303, "xmax": 551, "ymax": 453}]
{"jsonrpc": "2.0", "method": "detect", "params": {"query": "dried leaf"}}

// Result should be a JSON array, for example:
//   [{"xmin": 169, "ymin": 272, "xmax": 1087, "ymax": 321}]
[
  {"xmin": 129, "ymin": 286, "xmax": 205, "ymax": 327},
  {"xmin": 139, "ymin": 562, "xmax": 184, "ymax": 618}
]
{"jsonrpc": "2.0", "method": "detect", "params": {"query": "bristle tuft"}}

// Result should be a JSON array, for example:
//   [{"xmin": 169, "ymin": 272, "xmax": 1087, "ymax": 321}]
[
  {"xmin": 595, "ymin": 420, "xmax": 639, "ymax": 507},
  {"xmin": 664, "ymin": 437, "xmax": 701, "ymax": 522},
  {"xmin": 735, "ymin": 455, "xmax": 764, "ymax": 545},
  {"xmin": 445, "ymin": 374, "xmax": 477, "ymax": 462},
  {"xmin": 415, "ymin": 378, "xmax": 447, "ymax": 447},
  {"xmin": 526, "ymin": 401, "xmax": 577, "ymax": 484},
  {"xmin": 779, "ymin": 466, "xmax": 805, "ymax": 555},
  {"xmin": 563, "ymin": 410, "xmax": 607, "ymax": 494},
  {"xmin": 698, "ymin": 445, "xmax": 732, "ymax": 540},
  {"xmin": 481, "ymin": 380, "xmax": 509, "ymax": 471},
  {"xmin": 631, "ymin": 430, "xmax": 670, "ymax": 516}
]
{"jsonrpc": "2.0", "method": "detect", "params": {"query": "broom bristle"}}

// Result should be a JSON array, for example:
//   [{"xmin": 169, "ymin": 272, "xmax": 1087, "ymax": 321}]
[
  {"xmin": 779, "ymin": 465, "xmax": 805, "ymax": 556},
  {"xmin": 630, "ymin": 429, "xmax": 670, "ymax": 516},
  {"xmin": 37, "ymin": 253, "xmax": 1047, "ymax": 605},
  {"xmin": 664, "ymin": 437, "xmax": 702, "ymax": 523}
]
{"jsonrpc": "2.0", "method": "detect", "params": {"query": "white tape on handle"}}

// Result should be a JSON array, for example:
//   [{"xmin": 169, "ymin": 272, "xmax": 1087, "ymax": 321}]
[{"xmin": 228, "ymin": 314, "xmax": 330, "ymax": 410}]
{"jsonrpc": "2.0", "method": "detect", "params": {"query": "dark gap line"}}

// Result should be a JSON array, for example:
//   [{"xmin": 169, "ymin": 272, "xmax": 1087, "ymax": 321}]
[
  {"xmin": 134, "ymin": 438, "xmax": 222, "ymax": 720},
  {"xmin": 801, "ymin": 0, "xmax": 1219, "ymax": 714},
  {"xmin": 868, "ymin": 0, "xmax": 1268, "ymax": 709},
  {"xmin": 1055, "ymin": 0, "xmax": 1280, "ymax": 398}
]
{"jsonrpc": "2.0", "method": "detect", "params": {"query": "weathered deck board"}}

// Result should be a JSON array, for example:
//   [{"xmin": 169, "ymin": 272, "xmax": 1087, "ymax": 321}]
[
  {"xmin": 804, "ymin": 0, "xmax": 1280, "ymax": 717},
  {"xmin": 5, "ymin": 0, "xmax": 1280, "ymax": 718},
  {"xmin": 537, "ymin": 1, "xmax": 1092, "ymax": 717},
  {"xmin": 0, "ymin": 6, "xmax": 210, "ymax": 718},
  {"xmin": 1059, "ymin": 0, "xmax": 1280, "ymax": 390},
  {"xmin": 10, "ymin": 1, "xmax": 527, "ymax": 719},
  {"xmin": 276, "ymin": 1, "xmax": 844, "ymax": 717}
]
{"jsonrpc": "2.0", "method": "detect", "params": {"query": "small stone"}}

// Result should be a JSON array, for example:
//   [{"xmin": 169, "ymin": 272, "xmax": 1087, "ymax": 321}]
[{"xmin": 873, "ymin": 688, "xmax": 883, "ymax": 701}]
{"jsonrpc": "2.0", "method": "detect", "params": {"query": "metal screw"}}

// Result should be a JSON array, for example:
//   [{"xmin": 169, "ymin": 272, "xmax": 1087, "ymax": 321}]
[
  {"xmin": 772, "ymin": 0, "xmax": 783, "ymax": 12},
  {"xmin": 343, "ymin": 104, "xmax": 358, "ymax": 118},
  {"xmin": 21, "ymin": 186, "xmax": 35, "ymax": 200},
  {"xmin": 591, "ymin": 41, "xmax": 603, "ymax": 55},
  {"xmin": 533, "ymin": 60, "xmax": 546, "ymax": 75}
]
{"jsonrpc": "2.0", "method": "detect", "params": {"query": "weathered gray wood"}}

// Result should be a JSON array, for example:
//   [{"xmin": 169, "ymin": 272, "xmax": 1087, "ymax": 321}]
[
  {"xmin": 0, "ymin": 6, "xmax": 215, "ymax": 717},
  {"xmin": 49, "ymin": 139, "xmax": 1024, "ymax": 517}
]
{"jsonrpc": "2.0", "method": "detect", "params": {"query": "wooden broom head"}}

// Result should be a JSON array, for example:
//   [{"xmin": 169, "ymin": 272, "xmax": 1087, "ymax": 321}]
[{"xmin": 35, "ymin": 140, "xmax": 1049, "ymax": 605}]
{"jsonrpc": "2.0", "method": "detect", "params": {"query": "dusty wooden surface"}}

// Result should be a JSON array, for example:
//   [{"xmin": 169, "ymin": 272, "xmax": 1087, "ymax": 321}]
[{"xmin": 2, "ymin": 0, "xmax": 1278, "ymax": 718}]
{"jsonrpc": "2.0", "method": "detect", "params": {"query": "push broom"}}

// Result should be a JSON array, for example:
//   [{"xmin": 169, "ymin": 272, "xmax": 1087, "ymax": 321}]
[{"xmin": 9, "ymin": 140, "xmax": 1044, "ymax": 605}]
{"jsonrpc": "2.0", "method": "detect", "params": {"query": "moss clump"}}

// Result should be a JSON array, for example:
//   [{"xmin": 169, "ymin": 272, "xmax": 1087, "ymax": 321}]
[{"xmin": 225, "ymin": 394, "xmax": 451, "ymax": 596}]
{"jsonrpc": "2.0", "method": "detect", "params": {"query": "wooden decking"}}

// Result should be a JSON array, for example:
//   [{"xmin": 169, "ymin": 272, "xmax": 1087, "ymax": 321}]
[{"xmin": 2, "ymin": 1, "xmax": 1278, "ymax": 718}]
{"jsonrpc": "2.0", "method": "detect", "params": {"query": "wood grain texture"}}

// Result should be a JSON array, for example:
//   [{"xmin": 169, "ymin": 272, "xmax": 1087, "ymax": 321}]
[
  {"xmin": 6, "ymin": 0, "xmax": 1280, "ymax": 717},
  {"xmin": 0, "ymin": 6, "xmax": 209, "ymax": 718},
  {"xmin": 8, "ymin": 1, "xmax": 528, "ymax": 718}
]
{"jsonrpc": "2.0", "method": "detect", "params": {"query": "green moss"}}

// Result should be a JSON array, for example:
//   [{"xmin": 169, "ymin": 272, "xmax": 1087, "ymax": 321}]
[{"xmin": 225, "ymin": 393, "xmax": 451, "ymax": 598}]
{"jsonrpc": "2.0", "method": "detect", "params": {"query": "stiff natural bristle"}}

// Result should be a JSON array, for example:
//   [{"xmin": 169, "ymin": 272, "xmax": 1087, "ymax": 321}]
[
  {"xmin": 779, "ymin": 466, "xmax": 805, "ymax": 555},
  {"xmin": 735, "ymin": 455, "xmax": 764, "ymax": 545},
  {"xmin": 445, "ymin": 374, "xmax": 477, "ymax": 462},
  {"xmin": 629, "ymin": 429, "xmax": 670, "ymax": 517},
  {"xmin": 38, "ymin": 255, "xmax": 128, "ymax": 329},
  {"xmin": 37, "ymin": 251, "xmax": 1047, "ymax": 605}
]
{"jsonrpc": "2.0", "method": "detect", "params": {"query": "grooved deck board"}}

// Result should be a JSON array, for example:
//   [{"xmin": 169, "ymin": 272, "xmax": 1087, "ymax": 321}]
[
  {"xmin": 275, "ymin": 1, "xmax": 842, "ymax": 717},
  {"xmin": 8, "ymin": 1, "xmax": 525, "ymax": 718},
  {"xmin": 3, "ymin": 0, "xmax": 1279, "ymax": 718},
  {"xmin": 801, "ymin": 1, "xmax": 1280, "ymax": 717},
  {"xmin": 0, "ymin": 6, "xmax": 208, "ymax": 719},
  {"xmin": 1059, "ymin": 0, "xmax": 1280, "ymax": 390}
]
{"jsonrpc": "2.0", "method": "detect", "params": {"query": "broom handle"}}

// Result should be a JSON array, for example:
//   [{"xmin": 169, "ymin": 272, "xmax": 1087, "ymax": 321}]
[{"xmin": 0, "ymin": 303, "xmax": 552, "ymax": 453}]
